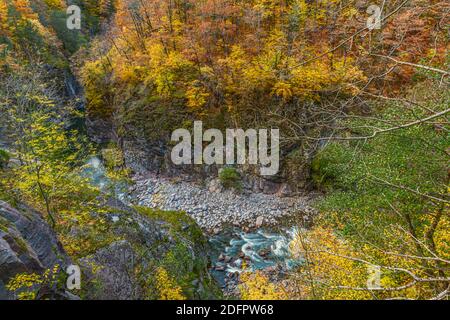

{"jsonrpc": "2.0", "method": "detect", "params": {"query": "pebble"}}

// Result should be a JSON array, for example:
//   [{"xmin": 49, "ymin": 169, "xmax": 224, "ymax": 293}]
[{"xmin": 132, "ymin": 174, "xmax": 313, "ymax": 233}]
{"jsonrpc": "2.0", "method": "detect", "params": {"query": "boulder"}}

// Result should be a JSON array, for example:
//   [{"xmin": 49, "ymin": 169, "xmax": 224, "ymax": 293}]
[
  {"xmin": 255, "ymin": 216, "xmax": 264, "ymax": 228},
  {"xmin": 79, "ymin": 240, "xmax": 138, "ymax": 300}
]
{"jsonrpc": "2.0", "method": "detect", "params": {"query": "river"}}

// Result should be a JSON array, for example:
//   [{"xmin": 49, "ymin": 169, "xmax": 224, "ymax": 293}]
[{"xmin": 83, "ymin": 156, "xmax": 304, "ymax": 289}]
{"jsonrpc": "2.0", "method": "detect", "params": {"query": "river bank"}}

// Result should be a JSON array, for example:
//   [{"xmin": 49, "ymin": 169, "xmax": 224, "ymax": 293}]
[{"xmin": 131, "ymin": 172, "xmax": 316, "ymax": 234}]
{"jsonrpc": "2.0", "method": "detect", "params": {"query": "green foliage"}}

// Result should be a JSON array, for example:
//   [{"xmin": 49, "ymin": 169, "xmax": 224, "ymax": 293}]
[
  {"xmin": 320, "ymin": 108, "xmax": 446, "ymax": 190},
  {"xmin": 0, "ymin": 149, "xmax": 10, "ymax": 169},
  {"xmin": 81, "ymin": 58, "xmax": 113, "ymax": 117},
  {"xmin": 1, "ymin": 0, "xmax": 448, "ymax": 301},
  {"xmin": 316, "ymin": 105, "xmax": 448, "ymax": 237},
  {"xmin": 0, "ymin": 0, "xmax": 66, "ymax": 67},
  {"xmin": 48, "ymin": 0, "xmax": 116, "ymax": 54},
  {"xmin": 0, "ymin": 63, "xmax": 116, "ymax": 258},
  {"xmin": 133, "ymin": 206, "xmax": 221, "ymax": 299},
  {"xmin": 310, "ymin": 144, "xmax": 351, "ymax": 191},
  {"xmin": 72, "ymin": 0, "xmax": 116, "ymax": 34},
  {"xmin": 102, "ymin": 145, "xmax": 124, "ymax": 169},
  {"xmin": 219, "ymin": 167, "xmax": 242, "ymax": 190},
  {"xmin": 0, "ymin": 0, "xmax": 114, "ymax": 68},
  {"xmin": 0, "ymin": 171, "xmax": 17, "ymax": 205},
  {"xmin": 288, "ymin": 84, "xmax": 450, "ymax": 299},
  {"xmin": 135, "ymin": 206, "xmax": 205, "ymax": 245},
  {"xmin": 0, "ymin": 215, "xmax": 11, "ymax": 233},
  {"xmin": 101, "ymin": 145, "xmax": 131, "ymax": 185}
]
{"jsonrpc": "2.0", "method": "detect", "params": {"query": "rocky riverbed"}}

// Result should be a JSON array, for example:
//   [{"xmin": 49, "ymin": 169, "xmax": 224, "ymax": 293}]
[
  {"xmin": 84, "ymin": 158, "xmax": 317, "ymax": 297},
  {"xmin": 131, "ymin": 173, "xmax": 316, "ymax": 233},
  {"xmin": 130, "ymin": 172, "xmax": 316, "ymax": 297}
]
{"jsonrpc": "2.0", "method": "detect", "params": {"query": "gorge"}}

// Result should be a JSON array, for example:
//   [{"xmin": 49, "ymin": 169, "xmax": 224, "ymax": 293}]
[{"xmin": 0, "ymin": 0, "xmax": 448, "ymax": 301}]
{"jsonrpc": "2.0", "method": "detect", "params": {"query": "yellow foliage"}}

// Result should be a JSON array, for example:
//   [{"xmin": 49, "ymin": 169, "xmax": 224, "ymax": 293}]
[
  {"xmin": 44, "ymin": 0, "xmax": 64, "ymax": 10},
  {"xmin": 434, "ymin": 212, "xmax": 450, "ymax": 260},
  {"xmin": 6, "ymin": 265, "xmax": 61, "ymax": 300},
  {"xmin": 6, "ymin": 273, "xmax": 43, "ymax": 292},
  {"xmin": 290, "ymin": 227, "xmax": 372, "ymax": 300},
  {"xmin": 13, "ymin": 0, "xmax": 38, "ymax": 20},
  {"xmin": 186, "ymin": 81, "xmax": 210, "ymax": 111},
  {"xmin": 81, "ymin": 58, "xmax": 112, "ymax": 117},
  {"xmin": 155, "ymin": 267, "xmax": 186, "ymax": 300},
  {"xmin": 134, "ymin": 43, "xmax": 196, "ymax": 98},
  {"xmin": 271, "ymin": 81, "xmax": 293, "ymax": 100},
  {"xmin": 0, "ymin": 0, "xmax": 9, "ymax": 36},
  {"xmin": 80, "ymin": 0, "xmax": 373, "ymax": 126},
  {"xmin": 288, "ymin": 210, "xmax": 450, "ymax": 300},
  {"xmin": 239, "ymin": 271, "xmax": 288, "ymax": 300}
]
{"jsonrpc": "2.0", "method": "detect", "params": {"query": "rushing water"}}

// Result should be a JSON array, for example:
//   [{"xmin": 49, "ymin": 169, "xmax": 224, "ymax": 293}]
[{"xmin": 209, "ymin": 228, "xmax": 304, "ymax": 285}]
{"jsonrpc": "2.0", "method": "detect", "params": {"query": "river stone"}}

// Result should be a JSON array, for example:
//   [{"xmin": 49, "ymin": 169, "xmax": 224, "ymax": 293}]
[
  {"xmin": 255, "ymin": 216, "xmax": 264, "ymax": 228},
  {"xmin": 134, "ymin": 175, "xmax": 314, "ymax": 232}
]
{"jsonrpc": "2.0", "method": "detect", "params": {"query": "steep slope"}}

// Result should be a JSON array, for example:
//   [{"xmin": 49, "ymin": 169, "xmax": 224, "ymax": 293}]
[{"xmin": 0, "ymin": 201, "xmax": 71, "ymax": 299}]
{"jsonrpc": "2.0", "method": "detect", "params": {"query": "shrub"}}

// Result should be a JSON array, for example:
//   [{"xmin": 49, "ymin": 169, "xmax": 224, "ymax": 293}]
[
  {"xmin": 0, "ymin": 149, "xmax": 10, "ymax": 169},
  {"xmin": 155, "ymin": 267, "xmax": 186, "ymax": 300},
  {"xmin": 239, "ymin": 271, "xmax": 288, "ymax": 300},
  {"xmin": 219, "ymin": 167, "xmax": 242, "ymax": 190}
]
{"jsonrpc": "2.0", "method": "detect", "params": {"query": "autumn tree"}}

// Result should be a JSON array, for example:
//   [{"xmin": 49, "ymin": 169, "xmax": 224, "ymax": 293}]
[{"xmin": 0, "ymin": 66, "xmax": 113, "ymax": 257}]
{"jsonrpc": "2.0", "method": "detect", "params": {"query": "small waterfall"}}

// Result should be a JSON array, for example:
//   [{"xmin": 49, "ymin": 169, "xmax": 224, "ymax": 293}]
[
  {"xmin": 82, "ymin": 156, "xmax": 129, "ymax": 203},
  {"xmin": 64, "ymin": 71, "xmax": 81, "ymax": 99}
]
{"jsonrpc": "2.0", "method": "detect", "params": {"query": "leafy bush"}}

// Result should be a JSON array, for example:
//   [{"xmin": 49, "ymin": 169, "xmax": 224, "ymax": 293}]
[
  {"xmin": 219, "ymin": 167, "xmax": 242, "ymax": 190},
  {"xmin": 0, "ymin": 149, "xmax": 10, "ymax": 169},
  {"xmin": 155, "ymin": 267, "xmax": 186, "ymax": 300},
  {"xmin": 239, "ymin": 271, "xmax": 288, "ymax": 300},
  {"xmin": 310, "ymin": 144, "xmax": 351, "ymax": 191},
  {"xmin": 81, "ymin": 58, "xmax": 113, "ymax": 117}
]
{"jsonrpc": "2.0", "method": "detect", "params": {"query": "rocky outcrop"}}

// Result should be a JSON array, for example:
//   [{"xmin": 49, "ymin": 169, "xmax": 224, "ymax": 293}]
[
  {"xmin": 77, "ymin": 198, "xmax": 221, "ymax": 300},
  {"xmin": 0, "ymin": 196, "xmax": 221, "ymax": 300},
  {"xmin": 122, "ymin": 140, "xmax": 312, "ymax": 194},
  {"xmin": 0, "ymin": 201, "xmax": 70, "ymax": 300},
  {"xmin": 79, "ymin": 240, "xmax": 139, "ymax": 300},
  {"xmin": 86, "ymin": 117, "xmax": 115, "ymax": 145},
  {"xmin": 107, "ymin": 137, "xmax": 312, "ymax": 196}
]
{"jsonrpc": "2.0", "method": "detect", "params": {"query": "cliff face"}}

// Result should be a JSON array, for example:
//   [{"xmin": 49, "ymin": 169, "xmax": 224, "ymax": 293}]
[
  {"xmin": 0, "ymin": 0, "xmax": 222, "ymax": 301},
  {"xmin": 0, "ymin": 197, "xmax": 220, "ymax": 300},
  {"xmin": 77, "ymin": 199, "xmax": 221, "ymax": 300},
  {"xmin": 0, "ymin": 201, "xmax": 71, "ymax": 299},
  {"xmin": 85, "ymin": 122, "xmax": 311, "ymax": 196}
]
